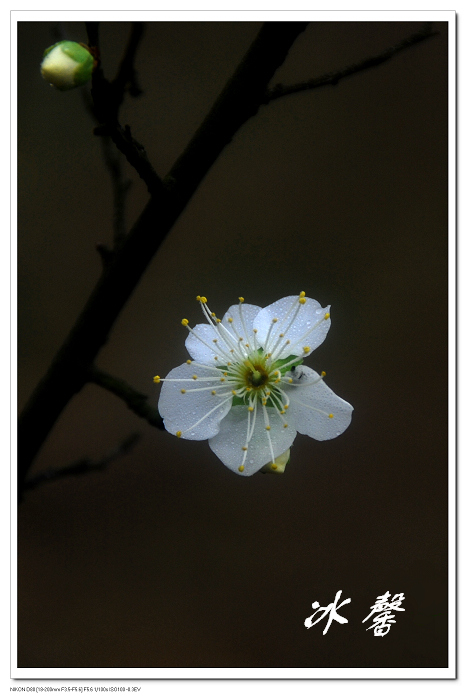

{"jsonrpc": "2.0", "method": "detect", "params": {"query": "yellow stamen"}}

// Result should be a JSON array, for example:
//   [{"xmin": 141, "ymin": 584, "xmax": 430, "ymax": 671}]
[
  {"xmin": 176, "ymin": 431, "xmax": 182, "ymax": 437},
  {"xmin": 180, "ymin": 389, "xmax": 186, "ymax": 394},
  {"xmin": 324, "ymin": 312, "xmax": 330, "ymax": 319},
  {"xmin": 329, "ymin": 414, "xmax": 334, "ymax": 418},
  {"xmin": 239, "ymin": 296, "xmax": 244, "ymax": 303},
  {"xmin": 238, "ymin": 465, "xmax": 245, "ymax": 473},
  {"xmin": 181, "ymin": 318, "xmax": 189, "ymax": 326},
  {"xmin": 299, "ymin": 298, "xmax": 306, "ymax": 305}
]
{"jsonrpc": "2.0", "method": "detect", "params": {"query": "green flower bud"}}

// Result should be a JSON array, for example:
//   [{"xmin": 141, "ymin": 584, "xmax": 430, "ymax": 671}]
[{"xmin": 41, "ymin": 40, "xmax": 94, "ymax": 91}]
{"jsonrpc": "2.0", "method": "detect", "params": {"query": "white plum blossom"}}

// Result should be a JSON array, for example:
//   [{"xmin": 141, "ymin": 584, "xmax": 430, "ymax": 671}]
[{"xmin": 154, "ymin": 293, "xmax": 353, "ymax": 476}]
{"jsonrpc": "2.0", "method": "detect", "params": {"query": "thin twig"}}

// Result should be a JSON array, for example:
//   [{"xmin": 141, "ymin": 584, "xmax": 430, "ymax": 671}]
[
  {"xmin": 264, "ymin": 24, "xmax": 438, "ymax": 103},
  {"xmin": 100, "ymin": 134, "xmax": 132, "ymax": 247},
  {"xmin": 22, "ymin": 433, "xmax": 141, "ymax": 494},
  {"xmin": 89, "ymin": 366, "xmax": 164, "ymax": 430},
  {"xmin": 112, "ymin": 23, "xmax": 145, "ymax": 104},
  {"xmin": 87, "ymin": 22, "xmax": 162, "ymax": 196}
]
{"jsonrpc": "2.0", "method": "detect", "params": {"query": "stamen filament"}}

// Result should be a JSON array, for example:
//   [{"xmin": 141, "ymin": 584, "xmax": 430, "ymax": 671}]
[{"xmin": 181, "ymin": 395, "xmax": 233, "ymax": 434}]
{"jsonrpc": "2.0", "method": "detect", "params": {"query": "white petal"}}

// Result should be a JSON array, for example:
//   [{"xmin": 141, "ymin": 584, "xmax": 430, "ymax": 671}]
[
  {"xmin": 41, "ymin": 46, "xmax": 78, "ymax": 89},
  {"xmin": 158, "ymin": 362, "xmax": 232, "ymax": 439},
  {"xmin": 208, "ymin": 405, "xmax": 297, "ymax": 476},
  {"xmin": 254, "ymin": 295, "xmax": 331, "ymax": 358},
  {"xmin": 220, "ymin": 303, "xmax": 262, "ymax": 339},
  {"xmin": 185, "ymin": 323, "xmax": 230, "ymax": 365},
  {"xmin": 286, "ymin": 367, "xmax": 353, "ymax": 440}
]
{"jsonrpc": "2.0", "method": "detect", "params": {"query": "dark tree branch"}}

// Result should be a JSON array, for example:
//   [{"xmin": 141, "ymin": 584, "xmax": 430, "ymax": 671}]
[
  {"xmin": 99, "ymin": 134, "xmax": 132, "ymax": 247},
  {"xmin": 18, "ymin": 22, "xmax": 308, "ymax": 498},
  {"xmin": 112, "ymin": 22, "xmax": 145, "ymax": 103},
  {"xmin": 87, "ymin": 22, "xmax": 163, "ymax": 196},
  {"xmin": 85, "ymin": 21, "xmax": 99, "ymax": 49},
  {"xmin": 22, "ymin": 433, "xmax": 141, "ymax": 495},
  {"xmin": 264, "ymin": 23, "xmax": 438, "ymax": 103},
  {"xmin": 89, "ymin": 366, "xmax": 164, "ymax": 429}
]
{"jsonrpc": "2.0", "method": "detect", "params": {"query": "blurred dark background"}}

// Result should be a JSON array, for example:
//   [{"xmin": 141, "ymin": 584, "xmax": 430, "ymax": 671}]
[{"xmin": 17, "ymin": 21, "xmax": 448, "ymax": 669}]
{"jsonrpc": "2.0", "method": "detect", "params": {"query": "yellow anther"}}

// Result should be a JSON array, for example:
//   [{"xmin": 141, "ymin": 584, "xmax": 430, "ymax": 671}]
[
  {"xmin": 196, "ymin": 295, "xmax": 201, "ymax": 301},
  {"xmin": 232, "ymin": 390, "xmax": 237, "ymax": 395},
  {"xmin": 299, "ymin": 298, "xmax": 306, "ymax": 305},
  {"xmin": 220, "ymin": 378, "xmax": 225, "ymax": 382},
  {"xmin": 329, "ymin": 414, "xmax": 334, "ymax": 418},
  {"xmin": 153, "ymin": 375, "xmax": 161, "ymax": 383},
  {"xmin": 239, "ymin": 296, "xmax": 244, "ymax": 303},
  {"xmin": 181, "ymin": 318, "xmax": 189, "ymax": 326},
  {"xmin": 211, "ymin": 390, "xmax": 216, "ymax": 395},
  {"xmin": 176, "ymin": 431, "xmax": 182, "ymax": 437},
  {"xmin": 248, "ymin": 406, "xmax": 254, "ymax": 412},
  {"xmin": 253, "ymin": 329, "xmax": 258, "ymax": 334},
  {"xmin": 214, "ymin": 356, "xmax": 218, "ymax": 361},
  {"xmin": 213, "ymin": 338, "xmax": 218, "ymax": 343},
  {"xmin": 239, "ymin": 336, "xmax": 243, "ymax": 341},
  {"xmin": 321, "ymin": 371, "xmax": 326, "ymax": 377},
  {"xmin": 192, "ymin": 375, "xmax": 197, "ymax": 380},
  {"xmin": 211, "ymin": 312, "xmax": 216, "ymax": 317},
  {"xmin": 228, "ymin": 317, "xmax": 233, "ymax": 323},
  {"xmin": 200, "ymin": 296, "xmax": 207, "ymax": 303},
  {"xmin": 303, "ymin": 346, "xmax": 310, "ymax": 353},
  {"xmin": 280, "ymin": 410, "xmax": 285, "ymax": 415},
  {"xmin": 284, "ymin": 404, "xmax": 289, "ymax": 409},
  {"xmin": 288, "ymin": 378, "xmax": 293, "ymax": 384},
  {"xmin": 242, "ymin": 446, "xmax": 248, "ymax": 451},
  {"xmin": 227, "ymin": 361, "xmax": 232, "ymax": 366},
  {"xmin": 186, "ymin": 359, "xmax": 192, "ymax": 364},
  {"xmin": 279, "ymin": 333, "xmax": 284, "ymax": 338},
  {"xmin": 245, "ymin": 343, "xmax": 249, "ymax": 348},
  {"xmin": 324, "ymin": 312, "xmax": 330, "ymax": 319},
  {"xmin": 223, "ymin": 372, "xmax": 228, "ymax": 376},
  {"xmin": 238, "ymin": 465, "xmax": 245, "ymax": 473},
  {"xmin": 266, "ymin": 426, "xmax": 271, "ymax": 431},
  {"xmin": 216, "ymin": 318, "xmax": 221, "ymax": 324},
  {"xmin": 273, "ymin": 318, "xmax": 278, "ymax": 323},
  {"xmin": 284, "ymin": 423, "xmax": 288, "ymax": 428},
  {"xmin": 299, "ymin": 291, "xmax": 306, "ymax": 297},
  {"xmin": 180, "ymin": 389, "xmax": 186, "ymax": 394},
  {"xmin": 271, "ymin": 463, "xmax": 278, "ymax": 470}
]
